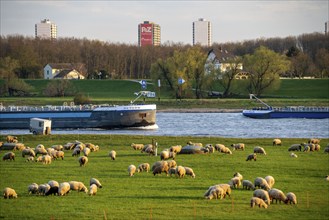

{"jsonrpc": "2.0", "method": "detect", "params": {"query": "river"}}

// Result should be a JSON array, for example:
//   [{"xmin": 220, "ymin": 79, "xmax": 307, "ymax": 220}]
[{"xmin": 1, "ymin": 112, "xmax": 328, "ymax": 138}]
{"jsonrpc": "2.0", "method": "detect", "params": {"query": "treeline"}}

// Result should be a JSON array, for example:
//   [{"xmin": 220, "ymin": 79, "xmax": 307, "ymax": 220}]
[{"xmin": 0, "ymin": 32, "xmax": 328, "ymax": 79}]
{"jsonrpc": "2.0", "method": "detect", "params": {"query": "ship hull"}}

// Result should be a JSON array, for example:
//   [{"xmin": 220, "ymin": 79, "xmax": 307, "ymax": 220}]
[{"xmin": 242, "ymin": 109, "xmax": 329, "ymax": 119}]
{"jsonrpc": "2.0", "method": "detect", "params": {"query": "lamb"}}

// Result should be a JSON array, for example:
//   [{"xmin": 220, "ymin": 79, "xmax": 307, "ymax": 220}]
[
  {"xmin": 242, "ymin": 180, "xmax": 255, "ymax": 190},
  {"xmin": 254, "ymin": 177, "xmax": 271, "ymax": 190},
  {"xmin": 268, "ymin": 188, "xmax": 288, "ymax": 204},
  {"xmin": 160, "ymin": 150, "xmax": 176, "ymax": 160},
  {"xmin": 89, "ymin": 184, "xmax": 97, "ymax": 196},
  {"xmin": 78, "ymin": 156, "xmax": 88, "ymax": 166},
  {"xmin": 90, "ymin": 178, "xmax": 102, "ymax": 188},
  {"xmin": 109, "ymin": 150, "xmax": 116, "ymax": 160},
  {"xmin": 6, "ymin": 135, "xmax": 18, "ymax": 143},
  {"xmin": 254, "ymin": 146, "xmax": 266, "ymax": 155},
  {"xmin": 286, "ymin": 192, "xmax": 297, "ymax": 204},
  {"xmin": 290, "ymin": 153, "xmax": 298, "ymax": 158},
  {"xmin": 83, "ymin": 147, "xmax": 91, "ymax": 157},
  {"xmin": 128, "ymin": 164, "xmax": 136, "ymax": 177},
  {"xmin": 246, "ymin": 153, "xmax": 257, "ymax": 161},
  {"xmin": 253, "ymin": 189, "xmax": 271, "ymax": 205},
  {"xmin": 205, "ymin": 185, "xmax": 225, "ymax": 200},
  {"xmin": 28, "ymin": 183, "xmax": 39, "ymax": 194},
  {"xmin": 231, "ymin": 143, "xmax": 245, "ymax": 151},
  {"xmin": 308, "ymin": 138, "xmax": 320, "ymax": 144},
  {"xmin": 229, "ymin": 177, "xmax": 241, "ymax": 189},
  {"xmin": 184, "ymin": 167, "xmax": 196, "ymax": 178},
  {"xmin": 3, "ymin": 187, "xmax": 18, "ymax": 199},
  {"xmin": 58, "ymin": 182, "xmax": 70, "ymax": 196},
  {"xmin": 175, "ymin": 166, "xmax": 186, "ymax": 178},
  {"xmin": 218, "ymin": 184, "xmax": 232, "ymax": 198},
  {"xmin": 131, "ymin": 143, "xmax": 144, "ymax": 150},
  {"xmin": 137, "ymin": 163, "xmax": 150, "ymax": 173},
  {"xmin": 42, "ymin": 155, "xmax": 52, "ymax": 164},
  {"xmin": 272, "ymin": 138, "xmax": 282, "ymax": 146},
  {"xmin": 288, "ymin": 144, "xmax": 302, "ymax": 151},
  {"xmin": 250, "ymin": 197, "xmax": 268, "ymax": 208},
  {"xmin": 170, "ymin": 145, "xmax": 182, "ymax": 153},
  {"xmin": 2, "ymin": 152, "xmax": 15, "ymax": 161},
  {"xmin": 53, "ymin": 151, "xmax": 64, "ymax": 160},
  {"xmin": 69, "ymin": 181, "xmax": 88, "ymax": 193},
  {"xmin": 167, "ymin": 160, "xmax": 177, "ymax": 168},
  {"xmin": 265, "ymin": 176, "xmax": 275, "ymax": 189},
  {"xmin": 22, "ymin": 148, "xmax": 36, "ymax": 157}
]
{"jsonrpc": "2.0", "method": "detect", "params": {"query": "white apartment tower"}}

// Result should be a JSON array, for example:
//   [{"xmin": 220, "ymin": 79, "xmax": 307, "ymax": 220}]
[
  {"xmin": 193, "ymin": 18, "xmax": 212, "ymax": 47},
  {"xmin": 35, "ymin": 19, "xmax": 57, "ymax": 39}
]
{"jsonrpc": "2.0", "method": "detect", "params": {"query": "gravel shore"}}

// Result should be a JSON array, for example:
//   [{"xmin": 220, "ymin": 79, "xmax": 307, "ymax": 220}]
[{"xmin": 157, "ymin": 108, "xmax": 243, "ymax": 113}]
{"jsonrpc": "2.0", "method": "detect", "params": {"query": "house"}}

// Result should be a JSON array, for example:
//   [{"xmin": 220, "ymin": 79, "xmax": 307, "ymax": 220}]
[{"xmin": 44, "ymin": 63, "xmax": 86, "ymax": 79}]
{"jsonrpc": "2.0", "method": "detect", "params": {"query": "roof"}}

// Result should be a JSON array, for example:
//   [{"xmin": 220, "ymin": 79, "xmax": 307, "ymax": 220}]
[
  {"xmin": 208, "ymin": 47, "xmax": 238, "ymax": 62},
  {"xmin": 54, "ymin": 69, "xmax": 75, "ymax": 78},
  {"xmin": 46, "ymin": 63, "xmax": 73, "ymax": 69}
]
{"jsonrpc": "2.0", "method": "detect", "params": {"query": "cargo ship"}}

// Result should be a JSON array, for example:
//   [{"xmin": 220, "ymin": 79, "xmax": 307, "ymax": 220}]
[
  {"xmin": 242, "ymin": 94, "xmax": 329, "ymax": 119},
  {"xmin": 0, "ymin": 91, "xmax": 156, "ymax": 129}
]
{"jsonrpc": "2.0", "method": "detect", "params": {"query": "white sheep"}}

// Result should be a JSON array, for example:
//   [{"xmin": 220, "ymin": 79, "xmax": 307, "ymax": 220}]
[
  {"xmin": 170, "ymin": 145, "xmax": 182, "ymax": 153},
  {"xmin": 167, "ymin": 160, "xmax": 177, "ymax": 169},
  {"xmin": 184, "ymin": 167, "xmax": 196, "ymax": 178},
  {"xmin": 53, "ymin": 151, "xmax": 64, "ymax": 160},
  {"xmin": 233, "ymin": 172, "xmax": 243, "ymax": 181},
  {"xmin": 78, "ymin": 156, "xmax": 88, "ymax": 166},
  {"xmin": 218, "ymin": 184, "xmax": 232, "ymax": 198},
  {"xmin": 286, "ymin": 192, "xmax": 297, "ymax": 204},
  {"xmin": 35, "ymin": 147, "xmax": 48, "ymax": 156},
  {"xmin": 308, "ymin": 138, "xmax": 320, "ymax": 144},
  {"xmin": 42, "ymin": 155, "xmax": 52, "ymax": 164},
  {"xmin": 128, "ymin": 164, "xmax": 136, "ymax": 176},
  {"xmin": 242, "ymin": 180, "xmax": 255, "ymax": 190},
  {"xmin": 326, "ymin": 175, "xmax": 329, "ymax": 181},
  {"xmin": 2, "ymin": 152, "xmax": 15, "ymax": 161},
  {"xmin": 38, "ymin": 184, "xmax": 50, "ymax": 195},
  {"xmin": 220, "ymin": 146, "xmax": 233, "ymax": 154},
  {"xmin": 250, "ymin": 197, "xmax": 268, "ymax": 208},
  {"xmin": 58, "ymin": 182, "xmax": 70, "ymax": 196},
  {"xmin": 69, "ymin": 181, "xmax": 88, "ymax": 193},
  {"xmin": 3, "ymin": 187, "xmax": 18, "ymax": 199},
  {"xmin": 231, "ymin": 143, "xmax": 245, "ymax": 151},
  {"xmin": 265, "ymin": 176, "xmax": 275, "ymax": 189},
  {"xmin": 204, "ymin": 185, "xmax": 225, "ymax": 200},
  {"xmin": 48, "ymin": 180, "xmax": 59, "ymax": 188},
  {"xmin": 168, "ymin": 168, "xmax": 176, "ymax": 177},
  {"xmin": 288, "ymin": 144, "xmax": 302, "ymax": 151},
  {"xmin": 254, "ymin": 146, "xmax": 266, "ymax": 155},
  {"xmin": 22, "ymin": 148, "xmax": 35, "ymax": 157},
  {"xmin": 290, "ymin": 153, "xmax": 298, "ymax": 158},
  {"xmin": 151, "ymin": 161, "xmax": 169, "ymax": 171},
  {"xmin": 109, "ymin": 150, "xmax": 116, "ymax": 160},
  {"xmin": 72, "ymin": 148, "xmax": 80, "ymax": 157},
  {"xmin": 28, "ymin": 183, "xmax": 39, "ymax": 194},
  {"xmin": 85, "ymin": 143, "xmax": 97, "ymax": 151},
  {"xmin": 253, "ymin": 189, "xmax": 270, "ymax": 205},
  {"xmin": 143, "ymin": 145, "xmax": 155, "ymax": 156},
  {"xmin": 214, "ymin": 144, "xmax": 226, "ymax": 151},
  {"xmin": 187, "ymin": 141, "xmax": 203, "ymax": 147},
  {"xmin": 83, "ymin": 147, "xmax": 91, "ymax": 157},
  {"xmin": 89, "ymin": 184, "xmax": 97, "ymax": 196},
  {"xmin": 229, "ymin": 177, "xmax": 241, "ymax": 189},
  {"xmin": 90, "ymin": 178, "xmax": 102, "ymax": 188},
  {"xmin": 205, "ymin": 144, "xmax": 215, "ymax": 153},
  {"xmin": 272, "ymin": 138, "xmax": 282, "ymax": 146},
  {"xmin": 6, "ymin": 135, "xmax": 18, "ymax": 143},
  {"xmin": 314, "ymin": 144, "xmax": 321, "ymax": 151},
  {"xmin": 268, "ymin": 188, "xmax": 288, "ymax": 204},
  {"xmin": 137, "ymin": 163, "xmax": 150, "ymax": 173},
  {"xmin": 160, "ymin": 150, "xmax": 176, "ymax": 160},
  {"xmin": 254, "ymin": 177, "xmax": 271, "ymax": 190},
  {"xmin": 26, "ymin": 156, "xmax": 34, "ymax": 162},
  {"xmin": 131, "ymin": 143, "xmax": 144, "ymax": 150},
  {"xmin": 51, "ymin": 144, "xmax": 63, "ymax": 151},
  {"xmin": 175, "ymin": 166, "xmax": 186, "ymax": 178},
  {"xmin": 246, "ymin": 153, "xmax": 257, "ymax": 161}
]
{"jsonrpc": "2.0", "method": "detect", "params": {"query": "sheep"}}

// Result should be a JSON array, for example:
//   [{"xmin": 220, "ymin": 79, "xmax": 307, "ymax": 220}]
[
  {"xmin": 58, "ymin": 182, "xmax": 70, "ymax": 196},
  {"xmin": 22, "ymin": 148, "xmax": 35, "ymax": 157},
  {"xmin": 78, "ymin": 156, "xmax": 88, "ymax": 166},
  {"xmin": 75, "ymin": 144, "xmax": 85, "ymax": 151},
  {"xmin": 326, "ymin": 175, "xmax": 329, "ymax": 181},
  {"xmin": 314, "ymin": 144, "xmax": 321, "ymax": 151},
  {"xmin": 246, "ymin": 153, "xmax": 257, "ymax": 161},
  {"xmin": 288, "ymin": 144, "xmax": 302, "ymax": 151},
  {"xmin": 187, "ymin": 141, "xmax": 203, "ymax": 147},
  {"xmin": 26, "ymin": 156, "xmax": 34, "ymax": 162},
  {"xmin": 268, "ymin": 188, "xmax": 288, "ymax": 204},
  {"xmin": 160, "ymin": 150, "xmax": 176, "ymax": 160},
  {"xmin": 142, "ymin": 145, "xmax": 155, "ymax": 156},
  {"xmin": 3, "ymin": 187, "xmax": 18, "ymax": 199},
  {"xmin": 231, "ymin": 143, "xmax": 245, "ymax": 151},
  {"xmin": 89, "ymin": 184, "xmax": 97, "ymax": 196},
  {"xmin": 85, "ymin": 143, "xmax": 98, "ymax": 152},
  {"xmin": 51, "ymin": 144, "xmax": 63, "ymax": 151},
  {"xmin": 152, "ymin": 162, "xmax": 169, "ymax": 176},
  {"xmin": 69, "ymin": 181, "xmax": 88, "ymax": 193},
  {"xmin": 28, "ymin": 183, "xmax": 39, "ymax": 194},
  {"xmin": 38, "ymin": 184, "xmax": 50, "ymax": 195},
  {"xmin": 250, "ymin": 197, "xmax": 268, "ymax": 208},
  {"xmin": 265, "ymin": 176, "xmax": 275, "ymax": 189},
  {"xmin": 253, "ymin": 189, "xmax": 271, "ymax": 205},
  {"xmin": 90, "ymin": 178, "xmax": 102, "ymax": 188},
  {"xmin": 254, "ymin": 177, "xmax": 271, "ymax": 190},
  {"xmin": 151, "ymin": 161, "xmax": 169, "ymax": 171},
  {"xmin": 35, "ymin": 144, "xmax": 45, "ymax": 150},
  {"xmin": 290, "ymin": 153, "xmax": 298, "ymax": 158},
  {"xmin": 45, "ymin": 186, "xmax": 59, "ymax": 196},
  {"xmin": 204, "ymin": 185, "xmax": 225, "ymax": 200},
  {"xmin": 324, "ymin": 146, "xmax": 329, "ymax": 153},
  {"xmin": 63, "ymin": 142, "xmax": 75, "ymax": 150},
  {"xmin": 233, "ymin": 172, "xmax": 243, "ymax": 181},
  {"xmin": 242, "ymin": 180, "xmax": 255, "ymax": 190},
  {"xmin": 53, "ymin": 151, "xmax": 64, "ymax": 160},
  {"xmin": 83, "ymin": 147, "xmax": 91, "ymax": 157},
  {"xmin": 214, "ymin": 144, "xmax": 226, "ymax": 151},
  {"xmin": 128, "ymin": 165, "xmax": 136, "ymax": 177},
  {"xmin": 175, "ymin": 166, "xmax": 186, "ymax": 178},
  {"xmin": 35, "ymin": 147, "xmax": 48, "ymax": 156},
  {"xmin": 303, "ymin": 145, "xmax": 310, "ymax": 152},
  {"xmin": 47, "ymin": 147, "xmax": 55, "ymax": 155},
  {"xmin": 184, "ymin": 167, "xmax": 196, "ymax": 178},
  {"xmin": 168, "ymin": 168, "xmax": 176, "ymax": 177},
  {"xmin": 42, "ymin": 155, "xmax": 52, "ymax": 164},
  {"xmin": 218, "ymin": 184, "xmax": 232, "ymax": 198},
  {"xmin": 170, "ymin": 145, "xmax": 182, "ymax": 153},
  {"xmin": 219, "ymin": 146, "xmax": 232, "ymax": 154},
  {"xmin": 167, "ymin": 160, "xmax": 177, "ymax": 168},
  {"xmin": 13, "ymin": 143, "xmax": 25, "ymax": 151},
  {"xmin": 229, "ymin": 177, "xmax": 241, "ymax": 189},
  {"xmin": 254, "ymin": 146, "xmax": 266, "ymax": 155},
  {"xmin": 308, "ymin": 138, "xmax": 320, "ymax": 144},
  {"xmin": 137, "ymin": 163, "xmax": 150, "ymax": 173},
  {"xmin": 302, "ymin": 143, "xmax": 315, "ymax": 151},
  {"xmin": 72, "ymin": 148, "xmax": 80, "ymax": 157},
  {"xmin": 286, "ymin": 192, "xmax": 297, "ymax": 205},
  {"xmin": 141, "ymin": 144, "xmax": 153, "ymax": 153},
  {"xmin": 6, "ymin": 135, "xmax": 18, "ymax": 143},
  {"xmin": 153, "ymin": 166, "xmax": 165, "ymax": 176},
  {"xmin": 272, "ymin": 138, "xmax": 282, "ymax": 146},
  {"xmin": 109, "ymin": 150, "xmax": 116, "ymax": 160},
  {"xmin": 48, "ymin": 180, "xmax": 59, "ymax": 188},
  {"xmin": 131, "ymin": 143, "xmax": 144, "ymax": 150},
  {"xmin": 2, "ymin": 152, "xmax": 15, "ymax": 161},
  {"xmin": 205, "ymin": 144, "xmax": 215, "ymax": 153}
]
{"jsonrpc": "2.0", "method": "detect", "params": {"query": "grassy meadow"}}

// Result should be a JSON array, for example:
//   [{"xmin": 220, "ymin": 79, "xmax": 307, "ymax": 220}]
[{"xmin": 0, "ymin": 134, "xmax": 328, "ymax": 219}]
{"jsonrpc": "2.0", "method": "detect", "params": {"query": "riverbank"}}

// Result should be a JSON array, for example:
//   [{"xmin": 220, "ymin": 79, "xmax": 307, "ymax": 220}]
[{"xmin": 157, "ymin": 108, "xmax": 243, "ymax": 113}]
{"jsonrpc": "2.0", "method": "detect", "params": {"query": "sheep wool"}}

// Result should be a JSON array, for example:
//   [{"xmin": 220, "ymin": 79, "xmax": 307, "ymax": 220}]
[
  {"xmin": 272, "ymin": 139, "xmax": 282, "ymax": 146},
  {"xmin": 218, "ymin": 184, "xmax": 232, "ymax": 198},
  {"xmin": 128, "ymin": 165, "xmax": 136, "ymax": 177},
  {"xmin": 6, "ymin": 136, "xmax": 18, "ymax": 143},
  {"xmin": 109, "ymin": 150, "xmax": 116, "ymax": 160},
  {"xmin": 28, "ymin": 183, "xmax": 39, "ymax": 194},
  {"xmin": 168, "ymin": 168, "xmax": 176, "ymax": 177},
  {"xmin": 42, "ymin": 155, "xmax": 52, "ymax": 165},
  {"xmin": 2, "ymin": 152, "xmax": 15, "ymax": 161},
  {"xmin": 254, "ymin": 177, "xmax": 271, "ymax": 190},
  {"xmin": 69, "ymin": 181, "xmax": 88, "ymax": 193},
  {"xmin": 78, "ymin": 156, "xmax": 88, "ymax": 166},
  {"xmin": 246, "ymin": 153, "xmax": 257, "ymax": 161},
  {"xmin": 250, "ymin": 197, "xmax": 268, "ymax": 208},
  {"xmin": 231, "ymin": 143, "xmax": 245, "ymax": 151},
  {"xmin": 308, "ymin": 138, "xmax": 320, "ymax": 144},
  {"xmin": 167, "ymin": 160, "xmax": 177, "ymax": 168},
  {"xmin": 265, "ymin": 176, "xmax": 275, "ymax": 189},
  {"xmin": 290, "ymin": 153, "xmax": 298, "ymax": 158},
  {"xmin": 3, "ymin": 187, "xmax": 17, "ymax": 199},
  {"xmin": 184, "ymin": 167, "xmax": 196, "ymax": 178},
  {"xmin": 83, "ymin": 147, "xmax": 91, "ymax": 157},
  {"xmin": 131, "ymin": 143, "xmax": 144, "ymax": 150},
  {"xmin": 137, "ymin": 163, "xmax": 150, "ymax": 173},
  {"xmin": 268, "ymin": 188, "xmax": 288, "ymax": 204},
  {"xmin": 253, "ymin": 189, "xmax": 271, "ymax": 205},
  {"xmin": 89, "ymin": 184, "xmax": 97, "ymax": 196},
  {"xmin": 206, "ymin": 185, "xmax": 225, "ymax": 200},
  {"xmin": 90, "ymin": 178, "xmax": 102, "ymax": 188},
  {"xmin": 48, "ymin": 180, "xmax": 59, "ymax": 188},
  {"xmin": 160, "ymin": 150, "xmax": 176, "ymax": 160},
  {"xmin": 58, "ymin": 182, "xmax": 70, "ymax": 196},
  {"xmin": 254, "ymin": 146, "xmax": 266, "ymax": 155},
  {"xmin": 286, "ymin": 192, "xmax": 297, "ymax": 205},
  {"xmin": 242, "ymin": 180, "xmax": 255, "ymax": 190},
  {"xmin": 170, "ymin": 145, "xmax": 182, "ymax": 153},
  {"xmin": 229, "ymin": 177, "xmax": 241, "ymax": 189},
  {"xmin": 288, "ymin": 144, "xmax": 302, "ymax": 151},
  {"xmin": 175, "ymin": 166, "xmax": 186, "ymax": 178}
]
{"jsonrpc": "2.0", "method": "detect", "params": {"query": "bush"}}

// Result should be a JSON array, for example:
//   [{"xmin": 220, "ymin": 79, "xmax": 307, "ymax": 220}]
[{"xmin": 73, "ymin": 93, "xmax": 92, "ymax": 105}]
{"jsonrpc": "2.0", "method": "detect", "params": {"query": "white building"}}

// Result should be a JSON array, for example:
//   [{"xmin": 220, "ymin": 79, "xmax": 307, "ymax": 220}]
[
  {"xmin": 44, "ymin": 63, "xmax": 85, "ymax": 79},
  {"xmin": 35, "ymin": 19, "xmax": 57, "ymax": 39},
  {"xmin": 192, "ymin": 18, "xmax": 212, "ymax": 47}
]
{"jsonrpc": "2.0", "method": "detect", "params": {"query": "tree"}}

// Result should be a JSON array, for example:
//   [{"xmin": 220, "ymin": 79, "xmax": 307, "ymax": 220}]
[
  {"xmin": 290, "ymin": 52, "xmax": 313, "ymax": 78},
  {"xmin": 1, "ymin": 77, "xmax": 34, "ymax": 96},
  {"xmin": 315, "ymin": 48, "xmax": 329, "ymax": 78},
  {"xmin": 243, "ymin": 46, "xmax": 290, "ymax": 96},
  {"xmin": 43, "ymin": 80, "xmax": 75, "ymax": 97}
]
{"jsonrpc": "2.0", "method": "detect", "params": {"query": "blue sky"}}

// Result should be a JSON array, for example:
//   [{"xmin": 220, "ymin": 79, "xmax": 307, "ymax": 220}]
[{"xmin": 1, "ymin": 0, "xmax": 328, "ymax": 45}]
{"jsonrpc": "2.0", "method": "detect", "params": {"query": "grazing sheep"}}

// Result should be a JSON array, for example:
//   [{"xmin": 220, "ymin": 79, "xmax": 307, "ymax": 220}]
[
  {"xmin": 268, "ymin": 188, "xmax": 288, "ymax": 204},
  {"xmin": 233, "ymin": 172, "xmax": 243, "ymax": 180},
  {"xmin": 231, "ymin": 143, "xmax": 245, "ymax": 151},
  {"xmin": 205, "ymin": 185, "xmax": 225, "ymax": 200},
  {"xmin": 131, "ymin": 143, "xmax": 144, "ymax": 150},
  {"xmin": 2, "ymin": 152, "xmax": 15, "ymax": 161},
  {"xmin": 45, "ymin": 186, "xmax": 59, "ymax": 196},
  {"xmin": 219, "ymin": 146, "xmax": 233, "ymax": 154},
  {"xmin": 288, "ymin": 144, "xmax": 302, "ymax": 151},
  {"xmin": 286, "ymin": 192, "xmax": 297, "ymax": 205},
  {"xmin": 109, "ymin": 150, "xmax": 116, "ymax": 160},
  {"xmin": 254, "ymin": 177, "xmax": 271, "ymax": 190},
  {"xmin": 160, "ymin": 150, "xmax": 176, "ymax": 160},
  {"xmin": 214, "ymin": 144, "xmax": 226, "ymax": 151},
  {"xmin": 175, "ymin": 166, "xmax": 186, "ymax": 178},
  {"xmin": 250, "ymin": 197, "xmax": 268, "ymax": 208},
  {"xmin": 53, "ymin": 151, "xmax": 64, "ymax": 160},
  {"xmin": 153, "ymin": 166, "xmax": 165, "ymax": 176},
  {"xmin": 42, "ymin": 155, "xmax": 52, "ymax": 165},
  {"xmin": 314, "ymin": 144, "xmax": 321, "ymax": 151},
  {"xmin": 83, "ymin": 147, "xmax": 91, "ymax": 157},
  {"xmin": 242, "ymin": 180, "xmax": 255, "ymax": 190},
  {"xmin": 13, "ymin": 143, "xmax": 25, "ymax": 151},
  {"xmin": 137, "ymin": 163, "xmax": 150, "ymax": 173},
  {"xmin": 308, "ymin": 138, "xmax": 320, "ymax": 144},
  {"xmin": 128, "ymin": 165, "xmax": 136, "ymax": 177},
  {"xmin": 326, "ymin": 176, "xmax": 329, "ymax": 181},
  {"xmin": 229, "ymin": 177, "xmax": 241, "ymax": 189},
  {"xmin": 205, "ymin": 144, "xmax": 215, "ymax": 153},
  {"xmin": 22, "ymin": 148, "xmax": 35, "ymax": 157},
  {"xmin": 265, "ymin": 176, "xmax": 275, "ymax": 189},
  {"xmin": 290, "ymin": 153, "xmax": 298, "ymax": 158},
  {"xmin": 6, "ymin": 136, "xmax": 18, "ymax": 143},
  {"xmin": 184, "ymin": 167, "xmax": 196, "ymax": 178},
  {"xmin": 303, "ymin": 145, "xmax": 310, "ymax": 152},
  {"xmin": 48, "ymin": 180, "xmax": 59, "ymax": 188},
  {"xmin": 168, "ymin": 168, "xmax": 176, "ymax": 177},
  {"xmin": 170, "ymin": 145, "xmax": 182, "ymax": 153},
  {"xmin": 302, "ymin": 143, "xmax": 316, "ymax": 151},
  {"xmin": 85, "ymin": 143, "xmax": 97, "ymax": 152},
  {"xmin": 142, "ymin": 145, "xmax": 155, "ymax": 156},
  {"xmin": 3, "ymin": 187, "xmax": 18, "ymax": 199},
  {"xmin": 152, "ymin": 162, "xmax": 169, "ymax": 176},
  {"xmin": 28, "ymin": 183, "xmax": 39, "ymax": 194},
  {"xmin": 89, "ymin": 184, "xmax": 97, "ymax": 196},
  {"xmin": 218, "ymin": 184, "xmax": 232, "ymax": 198},
  {"xmin": 69, "ymin": 181, "xmax": 88, "ymax": 193},
  {"xmin": 38, "ymin": 184, "xmax": 50, "ymax": 195},
  {"xmin": 167, "ymin": 160, "xmax": 177, "ymax": 168},
  {"xmin": 324, "ymin": 146, "xmax": 329, "ymax": 153},
  {"xmin": 58, "ymin": 182, "xmax": 70, "ymax": 196},
  {"xmin": 272, "ymin": 139, "xmax": 282, "ymax": 146},
  {"xmin": 151, "ymin": 161, "xmax": 168, "ymax": 171},
  {"xmin": 51, "ymin": 145, "xmax": 63, "ymax": 151},
  {"xmin": 254, "ymin": 146, "xmax": 266, "ymax": 155},
  {"xmin": 246, "ymin": 153, "xmax": 257, "ymax": 161},
  {"xmin": 72, "ymin": 148, "xmax": 80, "ymax": 157},
  {"xmin": 253, "ymin": 189, "xmax": 271, "ymax": 205},
  {"xmin": 141, "ymin": 144, "xmax": 153, "ymax": 153},
  {"xmin": 26, "ymin": 156, "xmax": 34, "ymax": 162},
  {"xmin": 35, "ymin": 147, "xmax": 48, "ymax": 156},
  {"xmin": 78, "ymin": 156, "xmax": 88, "ymax": 166},
  {"xmin": 35, "ymin": 156, "xmax": 43, "ymax": 162},
  {"xmin": 187, "ymin": 141, "xmax": 203, "ymax": 147},
  {"xmin": 47, "ymin": 147, "xmax": 55, "ymax": 155},
  {"xmin": 90, "ymin": 178, "xmax": 102, "ymax": 188}
]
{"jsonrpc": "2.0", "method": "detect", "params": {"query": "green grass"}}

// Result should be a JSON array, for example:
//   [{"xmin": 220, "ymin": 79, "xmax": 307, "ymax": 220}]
[{"xmin": 1, "ymin": 135, "xmax": 328, "ymax": 219}]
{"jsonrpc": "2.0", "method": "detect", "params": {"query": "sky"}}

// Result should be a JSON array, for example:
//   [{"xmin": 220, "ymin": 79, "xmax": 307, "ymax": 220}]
[{"xmin": 0, "ymin": 0, "xmax": 328, "ymax": 45}]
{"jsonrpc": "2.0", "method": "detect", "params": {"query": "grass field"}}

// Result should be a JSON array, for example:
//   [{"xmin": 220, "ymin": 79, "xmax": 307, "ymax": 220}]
[{"xmin": 1, "ymin": 135, "xmax": 328, "ymax": 219}]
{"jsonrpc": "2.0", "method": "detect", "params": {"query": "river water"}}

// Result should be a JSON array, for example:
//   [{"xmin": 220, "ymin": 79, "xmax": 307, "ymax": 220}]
[{"xmin": 1, "ymin": 113, "xmax": 328, "ymax": 138}]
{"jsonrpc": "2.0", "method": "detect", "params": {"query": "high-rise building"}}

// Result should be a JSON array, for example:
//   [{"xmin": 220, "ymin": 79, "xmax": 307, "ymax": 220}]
[
  {"xmin": 192, "ymin": 18, "xmax": 212, "ymax": 47},
  {"xmin": 35, "ymin": 19, "xmax": 57, "ymax": 39},
  {"xmin": 138, "ymin": 21, "xmax": 161, "ymax": 46},
  {"xmin": 325, "ymin": 21, "xmax": 328, "ymax": 35}
]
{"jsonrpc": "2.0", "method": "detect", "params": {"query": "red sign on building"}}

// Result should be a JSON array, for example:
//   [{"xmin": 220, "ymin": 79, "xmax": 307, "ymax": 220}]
[{"xmin": 140, "ymin": 23, "xmax": 153, "ymax": 46}]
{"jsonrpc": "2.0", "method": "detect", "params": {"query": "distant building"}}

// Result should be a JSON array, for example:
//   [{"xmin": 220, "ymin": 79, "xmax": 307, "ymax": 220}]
[
  {"xmin": 325, "ymin": 21, "xmax": 328, "ymax": 35},
  {"xmin": 192, "ymin": 18, "xmax": 212, "ymax": 47},
  {"xmin": 35, "ymin": 19, "xmax": 57, "ymax": 39},
  {"xmin": 138, "ymin": 21, "xmax": 161, "ymax": 46},
  {"xmin": 44, "ymin": 63, "xmax": 85, "ymax": 79}
]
